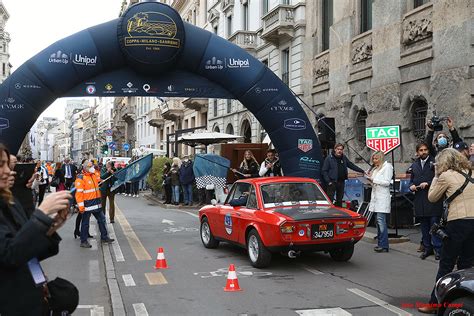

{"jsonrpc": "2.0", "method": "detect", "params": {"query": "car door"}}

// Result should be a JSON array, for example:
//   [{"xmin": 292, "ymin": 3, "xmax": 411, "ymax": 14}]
[
  {"xmin": 236, "ymin": 185, "xmax": 258, "ymax": 245},
  {"xmin": 218, "ymin": 182, "xmax": 251, "ymax": 243}
]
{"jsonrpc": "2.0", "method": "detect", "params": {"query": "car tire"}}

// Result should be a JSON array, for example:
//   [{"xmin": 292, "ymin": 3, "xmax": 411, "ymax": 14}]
[
  {"xmin": 443, "ymin": 297, "xmax": 474, "ymax": 316},
  {"xmin": 200, "ymin": 217, "xmax": 219, "ymax": 249},
  {"xmin": 329, "ymin": 244, "xmax": 354, "ymax": 262},
  {"xmin": 247, "ymin": 229, "xmax": 272, "ymax": 268}
]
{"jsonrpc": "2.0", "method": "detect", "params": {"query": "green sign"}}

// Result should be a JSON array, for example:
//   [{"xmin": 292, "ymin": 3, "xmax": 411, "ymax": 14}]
[{"xmin": 366, "ymin": 125, "xmax": 401, "ymax": 154}]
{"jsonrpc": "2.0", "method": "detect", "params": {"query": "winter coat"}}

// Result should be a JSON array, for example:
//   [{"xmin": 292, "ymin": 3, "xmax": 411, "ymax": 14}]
[
  {"xmin": 170, "ymin": 166, "xmax": 180, "ymax": 186},
  {"xmin": 322, "ymin": 153, "xmax": 365, "ymax": 184},
  {"xmin": 179, "ymin": 161, "xmax": 195, "ymax": 185},
  {"xmin": 74, "ymin": 171, "xmax": 102, "ymax": 213},
  {"xmin": 237, "ymin": 159, "xmax": 259, "ymax": 179},
  {"xmin": 409, "ymin": 156, "xmax": 443, "ymax": 217},
  {"xmin": 0, "ymin": 198, "xmax": 61, "ymax": 315},
  {"xmin": 368, "ymin": 161, "xmax": 393, "ymax": 214}
]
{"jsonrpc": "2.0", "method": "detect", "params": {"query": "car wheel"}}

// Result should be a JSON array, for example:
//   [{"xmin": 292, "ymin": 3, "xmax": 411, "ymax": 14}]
[
  {"xmin": 443, "ymin": 297, "xmax": 474, "ymax": 316},
  {"xmin": 200, "ymin": 218, "xmax": 219, "ymax": 248},
  {"xmin": 247, "ymin": 229, "xmax": 272, "ymax": 268},
  {"xmin": 329, "ymin": 244, "xmax": 354, "ymax": 262}
]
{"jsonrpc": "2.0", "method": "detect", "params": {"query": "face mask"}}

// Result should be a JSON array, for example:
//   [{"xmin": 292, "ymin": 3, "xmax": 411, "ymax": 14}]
[
  {"xmin": 89, "ymin": 167, "xmax": 95, "ymax": 173},
  {"xmin": 184, "ymin": 158, "xmax": 189, "ymax": 162},
  {"xmin": 438, "ymin": 137, "xmax": 448, "ymax": 147}
]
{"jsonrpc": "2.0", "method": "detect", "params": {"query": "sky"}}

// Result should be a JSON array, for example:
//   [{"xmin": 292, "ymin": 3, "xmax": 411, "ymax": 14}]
[{"xmin": 3, "ymin": 0, "xmax": 122, "ymax": 120}]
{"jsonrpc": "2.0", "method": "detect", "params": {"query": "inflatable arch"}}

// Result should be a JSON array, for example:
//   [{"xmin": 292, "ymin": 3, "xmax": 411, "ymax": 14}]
[{"xmin": 0, "ymin": 1, "xmax": 323, "ymax": 180}]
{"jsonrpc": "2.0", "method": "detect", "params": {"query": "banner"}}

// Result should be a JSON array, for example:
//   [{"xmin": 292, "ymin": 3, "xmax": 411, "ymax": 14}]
[
  {"xmin": 193, "ymin": 154, "xmax": 230, "ymax": 189},
  {"xmin": 111, "ymin": 154, "xmax": 153, "ymax": 192}
]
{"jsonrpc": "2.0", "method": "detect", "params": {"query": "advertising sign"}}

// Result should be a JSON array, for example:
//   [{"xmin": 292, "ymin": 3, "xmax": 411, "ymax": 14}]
[{"xmin": 365, "ymin": 125, "xmax": 401, "ymax": 154}]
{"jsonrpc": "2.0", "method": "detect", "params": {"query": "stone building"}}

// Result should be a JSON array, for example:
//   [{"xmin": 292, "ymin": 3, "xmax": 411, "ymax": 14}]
[
  {"xmin": 0, "ymin": 1, "xmax": 11, "ymax": 83},
  {"xmin": 304, "ymin": 0, "xmax": 473, "ymax": 171}
]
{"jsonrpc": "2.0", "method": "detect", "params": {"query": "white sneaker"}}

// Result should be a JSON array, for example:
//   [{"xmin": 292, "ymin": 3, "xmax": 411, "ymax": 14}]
[{"xmin": 135, "ymin": 195, "xmax": 139, "ymax": 198}]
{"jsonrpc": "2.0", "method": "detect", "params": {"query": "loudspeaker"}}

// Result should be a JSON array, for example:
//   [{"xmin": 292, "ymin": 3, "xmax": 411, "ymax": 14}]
[{"xmin": 317, "ymin": 117, "xmax": 335, "ymax": 148}]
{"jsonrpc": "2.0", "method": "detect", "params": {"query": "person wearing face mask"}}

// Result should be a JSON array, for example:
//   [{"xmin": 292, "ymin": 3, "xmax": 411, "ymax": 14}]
[
  {"xmin": 74, "ymin": 160, "xmax": 114, "ymax": 248},
  {"xmin": 425, "ymin": 117, "xmax": 462, "ymax": 156}
]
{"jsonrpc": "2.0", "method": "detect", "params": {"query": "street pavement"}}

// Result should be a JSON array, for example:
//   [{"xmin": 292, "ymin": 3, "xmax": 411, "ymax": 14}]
[{"xmin": 44, "ymin": 193, "xmax": 440, "ymax": 315}]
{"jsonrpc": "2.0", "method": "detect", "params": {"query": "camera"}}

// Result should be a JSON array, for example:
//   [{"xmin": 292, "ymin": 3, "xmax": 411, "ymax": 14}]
[
  {"xmin": 430, "ymin": 111, "xmax": 448, "ymax": 132},
  {"xmin": 430, "ymin": 222, "xmax": 449, "ymax": 241}
]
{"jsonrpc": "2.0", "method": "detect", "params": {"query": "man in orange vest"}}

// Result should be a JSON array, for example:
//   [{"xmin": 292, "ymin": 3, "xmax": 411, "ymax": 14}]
[{"xmin": 75, "ymin": 160, "xmax": 114, "ymax": 248}]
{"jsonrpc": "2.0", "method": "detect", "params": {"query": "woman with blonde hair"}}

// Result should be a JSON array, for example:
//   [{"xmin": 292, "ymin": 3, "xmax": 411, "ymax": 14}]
[
  {"xmin": 366, "ymin": 151, "xmax": 393, "ymax": 253},
  {"xmin": 232, "ymin": 150, "xmax": 259, "ymax": 179},
  {"xmin": 418, "ymin": 148, "xmax": 474, "ymax": 314}
]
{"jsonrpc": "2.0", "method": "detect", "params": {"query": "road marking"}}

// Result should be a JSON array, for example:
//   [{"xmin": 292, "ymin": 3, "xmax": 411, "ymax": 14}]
[
  {"xmin": 163, "ymin": 226, "xmax": 199, "ymax": 233},
  {"xmin": 90, "ymin": 223, "xmax": 97, "ymax": 237},
  {"xmin": 89, "ymin": 259, "xmax": 100, "ymax": 283},
  {"xmin": 162, "ymin": 219, "xmax": 175, "ymax": 225},
  {"xmin": 90, "ymin": 238, "xmax": 98, "ymax": 251},
  {"xmin": 296, "ymin": 308, "xmax": 352, "ymax": 315},
  {"xmin": 133, "ymin": 303, "xmax": 149, "ymax": 316},
  {"xmin": 122, "ymin": 274, "xmax": 136, "ymax": 287},
  {"xmin": 145, "ymin": 272, "xmax": 168, "ymax": 285},
  {"xmin": 115, "ymin": 205, "xmax": 152, "ymax": 261},
  {"xmin": 348, "ymin": 288, "xmax": 412, "ymax": 316},
  {"xmin": 300, "ymin": 264, "xmax": 324, "ymax": 275},
  {"xmin": 166, "ymin": 208, "xmax": 199, "ymax": 218},
  {"xmin": 77, "ymin": 304, "xmax": 104, "ymax": 316},
  {"xmin": 107, "ymin": 222, "xmax": 125, "ymax": 262},
  {"xmin": 193, "ymin": 266, "xmax": 273, "ymax": 278}
]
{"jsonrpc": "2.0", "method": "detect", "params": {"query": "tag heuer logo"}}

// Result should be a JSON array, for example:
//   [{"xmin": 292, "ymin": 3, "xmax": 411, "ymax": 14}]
[{"xmin": 298, "ymin": 139, "xmax": 313, "ymax": 152}]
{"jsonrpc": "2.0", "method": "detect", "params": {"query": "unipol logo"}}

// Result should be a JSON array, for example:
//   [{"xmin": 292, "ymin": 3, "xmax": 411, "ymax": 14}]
[
  {"xmin": 227, "ymin": 58, "xmax": 250, "ymax": 68},
  {"xmin": 73, "ymin": 54, "xmax": 97, "ymax": 66},
  {"xmin": 205, "ymin": 57, "xmax": 224, "ymax": 70},
  {"xmin": 49, "ymin": 50, "xmax": 69, "ymax": 64}
]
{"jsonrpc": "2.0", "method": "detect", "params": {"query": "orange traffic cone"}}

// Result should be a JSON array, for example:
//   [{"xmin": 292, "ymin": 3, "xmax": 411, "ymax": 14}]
[
  {"xmin": 154, "ymin": 247, "xmax": 168, "ymax": 269},
  {"xmin": 223, "ymin": 264, "xmax": 242, "ymax": 292}
]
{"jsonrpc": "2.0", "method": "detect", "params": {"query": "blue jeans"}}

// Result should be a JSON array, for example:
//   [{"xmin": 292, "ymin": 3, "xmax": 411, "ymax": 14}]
[
  {"xmin": 376, "ymin": 212, "xmax": 389, "ymax": 249},
  {"xmin": 182, "ymin": 184, "xmax": 193, "ymax": 204},
  {"xmin": 420, "ymin": 216, "xmax": 442, "ymax": 253},
  {"xmin": 172, "ymin": 185, "xmax": 180, "ymax": 203},
  {"xmin": 80, "ymin": 209, "xmax": 109, "ymax": 243}
]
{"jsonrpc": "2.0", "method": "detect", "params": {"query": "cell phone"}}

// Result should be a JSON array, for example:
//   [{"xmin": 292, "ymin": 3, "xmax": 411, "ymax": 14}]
[
  {"xmin": 27, "ymin": 258, "xmax": 47, "ymax": 287},
  {"xmin": 13, "ymin": 163, "xmax": 36, "ymax": 187}
]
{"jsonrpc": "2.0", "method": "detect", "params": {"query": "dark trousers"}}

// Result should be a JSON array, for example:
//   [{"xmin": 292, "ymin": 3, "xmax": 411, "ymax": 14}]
[
  {"xmin": 164, "ymin": 184, "xmax": 172, "ymax": 203},
  {"xmin": 420, "ymin": 216, "xmax": 442, "ymax": 253},
  {"xmin": 101, "ymin": 191, "xmax": 116, "ymax": 221},
  {"xmin": 80, "ymin": 209, "xmax": 109, "ymax": 243},
  {"xmin": 38, "ymin": 184, "xmax": 47, "ymax": 205},
  {"xmin": 75, "ymin": 212, "xmax": 82, "ymax": 235},
  {"xmin": 65, "ymin": 178, "xmax": 74, "ymax": 190},
  {"xmin": 429, "ymin": 219, "xmax": 474, "ymax": 303},
  {"xmin": 131, "ymin": 182, "xmax": 139, "ymax": 195},
  {"xmin": 326, "ymin": 180, "xmax": 345, "ymax": 207}
]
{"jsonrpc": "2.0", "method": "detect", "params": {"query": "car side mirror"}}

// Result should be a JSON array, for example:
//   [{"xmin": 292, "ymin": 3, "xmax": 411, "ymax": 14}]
[{"xmin": 210, "ymin": 199, "xmax": 217, "ymax": 206}]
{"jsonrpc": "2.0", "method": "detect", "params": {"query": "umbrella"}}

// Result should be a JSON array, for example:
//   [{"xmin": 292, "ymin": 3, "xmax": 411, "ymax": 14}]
[{"xmin": 177, "ymin": 131, "xmax": 243, "ymax": 147}]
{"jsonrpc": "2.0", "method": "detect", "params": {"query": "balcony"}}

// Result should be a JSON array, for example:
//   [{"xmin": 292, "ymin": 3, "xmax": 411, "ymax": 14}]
[
  {"xmin": 148, "ymin": 109, "xmax": 165, "ymax": 128},
  {"xmin": 121, "ymin": 105, "xmax": 136, "ymax": 124},
  {"xmin": 228, "ymin": 30, "xmax": 258, "ymax": 51},
  {"xmin": 160, "ymin": 99, "xmax": 184, "ymax": 121},
  {"xmin": 261, "ymin": 5, "xmax": 295, "ymax": 44},
  {"xmin": 221, "ymin": 0, "xmax": 234, "ymax": 13},
  {"xmin": 182, "ymin": 98, "xmax": 208, "ymax": 111}
]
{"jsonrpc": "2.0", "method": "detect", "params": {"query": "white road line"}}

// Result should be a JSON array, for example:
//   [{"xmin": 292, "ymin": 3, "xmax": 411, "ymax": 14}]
[
  {"xmin": 122, "ymin": 274, "xmax": 136, "ymax": 287},
  {"xmin": 133, "ymin": 303, "xmax": 149, "ymax": 316},
  {"xmin": 76, "ymin": 305, "xmax": 105, "ymax": 316},
  {"xmin": 300, "ymin": 264, "xmax": 324, "ymax": 275},
  {"xmin": 90, "ymin": 224, "xmax": 97, "ymax": 237},
  {"xmin": 108, "ymin": 222, "xmax": 125, "ymax": 262},
  {"xmin": 89, "ymin": 259, "xmax": 100, "ymax": 283},
  {"xmin": 347, "ymin": 288, "xmax": 412, "ymax": 316},
  {"xmin": 296, "ymin": 308, "xmax": 352, "ymax": 315},
  {"xmin": 90, "ymin": 238, "xmax": 98, "ymax": 251}
]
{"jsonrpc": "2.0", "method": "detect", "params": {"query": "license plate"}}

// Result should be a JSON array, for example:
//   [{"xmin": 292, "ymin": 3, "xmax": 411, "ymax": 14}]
[{"xmin": 311, "ymin": 223, "xmax": 334, "ymax": 239}]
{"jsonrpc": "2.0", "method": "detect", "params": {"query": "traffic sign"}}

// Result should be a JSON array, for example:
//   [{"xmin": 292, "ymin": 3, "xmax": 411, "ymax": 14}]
[
  {"xmin": 365, "ymin": 125, "xmax": 401, "ymax": 154},
  {"xmin": 108, "ymin": 142, "xmax": 116, "ymax": 150},
  {"xmin": 123, "ymin": 143, "xmax": 130, "ymax": 151},
  {"xmin": 106, "ymin": 135, "xmax": 113, "ymax": 143},
  {"xmin": 105, "ymin": 129, "xmax": 113, "ymax": 136}
]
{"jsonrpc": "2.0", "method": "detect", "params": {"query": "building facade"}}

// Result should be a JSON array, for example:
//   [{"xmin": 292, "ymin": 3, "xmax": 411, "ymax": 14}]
[{"xmin": 0, "ymin": 1, "xmax": 11, "ymax": 83}]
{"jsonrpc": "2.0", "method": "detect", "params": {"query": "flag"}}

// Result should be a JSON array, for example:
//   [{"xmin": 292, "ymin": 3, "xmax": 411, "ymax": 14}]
[
  {"xmin": 111, "ymin": 154, "xmax": 153, "ymax": 191},
  {"xmin": 193, "ymin": 154, "xmax": 230, "ymax": 189}
]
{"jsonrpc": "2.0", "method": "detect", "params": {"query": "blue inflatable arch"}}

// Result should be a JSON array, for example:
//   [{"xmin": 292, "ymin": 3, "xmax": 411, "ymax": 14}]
[{"xmin": 0, "ymin": 1, "xmax": 323, "ymax": 180}]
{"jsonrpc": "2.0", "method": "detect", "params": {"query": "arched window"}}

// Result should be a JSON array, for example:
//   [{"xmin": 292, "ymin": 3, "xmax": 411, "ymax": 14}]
[
  {"xmin": 226, "ymin": 123, "xmax": 234, "ymax": 135},
  {"xmin": 241, "ymin": 119, "xmax": 251, "ymax": 143},
  {"xmin": 412, "ymin": 99, "xmax": 428, "ymax": 141},
  {"xmin": 213, "ymin": 124, "xmax": 220, "ymax": 133},
  {"xmin": 356, "ymin": 109, "xmax": 368, "ymax": 144}
]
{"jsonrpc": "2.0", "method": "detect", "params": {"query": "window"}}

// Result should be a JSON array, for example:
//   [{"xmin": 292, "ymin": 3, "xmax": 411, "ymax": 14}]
[
  {"xmin": 356, "ymin": 109, "xmax": 368, "ymax": 144},
  {"xmin": 412, "ymin": 99, "xmax": 428, "ymax": 141},
  {"xmin": 322, "ymin": 0, "xmax": 333, "ymax": 51},
  {"xmin": 213, "ymin": 99, "xmax": 218, "ymax": 117},
  {"xmin": 226, "ymin": 99, "xmax": 232, "ymax": 113},
  {"xmin": 262, "ymin": 59, "xmax": 268, "ymax": 67},
  {"xmin": 227, "ymin": 15, "xmax": 232, "ymax": 37},
  {"xmin": 263, "ymin": 0, "xmax": 269, "ymax": 15},
  {"xmin": 243, "ymin": 3, "xmax": 249, "ymax": 30},
  {"xmin": 281, "ymin": 48, "xmax": 290, "ymax": 86},
  {"xmin": 360, "ymin": 0, "xmax": 372, "ymax": 33},
  {"xmin": 414, "ymin": 0, "xmax": 429, "ymax": 8},
  {"xmin": 247, "ymin": 187, "xmax": 258, "ymax": 209},
  {"xmin": 226, "ymin": 123, "xmax": 234, "ymax": 135},
  {"xmin": 213, "ymin": 25, "xmax": 218, "ymax": 34},
  {"xmin": 2, "ymin": 63, "xmax": 4, "ymax": 76},
  {"xmin": 225, "ymin": 182, "xmax": 251, "ymax": 205},
  {"xmin": 282, "ymin": 0, "xmax": 290, "ymax": 4}
]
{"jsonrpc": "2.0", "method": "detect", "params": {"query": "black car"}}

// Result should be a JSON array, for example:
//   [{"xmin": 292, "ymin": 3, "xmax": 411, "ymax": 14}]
[{"xmin": 435, "ymin": 268, "xmax": 474, "ymax": 315}]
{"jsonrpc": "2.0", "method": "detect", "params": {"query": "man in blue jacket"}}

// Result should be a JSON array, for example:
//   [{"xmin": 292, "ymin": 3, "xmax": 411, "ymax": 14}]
[
  {"xmin": 179, "ymin": 156, "xmax": 195, "ymax": 206},
  {"xmin": 322, "ymin": 143, "xmax": 365, "ymax": 207}
]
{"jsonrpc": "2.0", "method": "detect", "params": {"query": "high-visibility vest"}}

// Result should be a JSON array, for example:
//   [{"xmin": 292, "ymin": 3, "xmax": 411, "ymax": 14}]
[
  {"xmin": 46, "ymin": 164, "xmax": 54, "ymax": 176},
  {"xmin": 74, "ymin": 171, "xmax": 102, "ymax": 213}
]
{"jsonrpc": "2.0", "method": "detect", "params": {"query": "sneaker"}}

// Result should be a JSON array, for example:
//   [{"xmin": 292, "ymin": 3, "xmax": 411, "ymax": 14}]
[
  {"xmin": 101, "ymin": 238, "xmax": 115, "ymax": 243},
  {"xmin": 80, "ymin": 241, "xmax": 92, "ymax": 248},
  {"xmin": 374, "ymin": 246, "xmax": 389, "ymax": 253}
]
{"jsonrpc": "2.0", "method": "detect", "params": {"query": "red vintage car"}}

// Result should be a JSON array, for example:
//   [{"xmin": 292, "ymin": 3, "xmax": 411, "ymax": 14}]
[{"xmin": 199, "ymin": 177, "xmax": 367, "ymax": 268}]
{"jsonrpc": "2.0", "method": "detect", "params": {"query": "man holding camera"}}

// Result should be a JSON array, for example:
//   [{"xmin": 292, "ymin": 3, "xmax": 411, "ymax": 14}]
[
  {"xmin": 409, "ymin": 143, "xmax": 443, "ymax": 260},
  {"xmin": 425, "ymin": 116, "xmax": 462, "ymax": 156}
]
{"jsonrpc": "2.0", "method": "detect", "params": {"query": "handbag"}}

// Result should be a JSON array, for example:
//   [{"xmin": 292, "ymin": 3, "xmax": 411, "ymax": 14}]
[
  {"xmin": 43, "ymin": 277, "xmax": 79, "ymax": 315},
  {"xmin": 50, "ymin": 176, "xmax": 60, "ymax": 188}
]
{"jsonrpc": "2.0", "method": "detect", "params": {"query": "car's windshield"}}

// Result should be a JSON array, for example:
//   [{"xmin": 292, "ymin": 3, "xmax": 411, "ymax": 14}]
[{"xmin": 260, "ymin": 182, "xmax": 329, "ymax": 207}]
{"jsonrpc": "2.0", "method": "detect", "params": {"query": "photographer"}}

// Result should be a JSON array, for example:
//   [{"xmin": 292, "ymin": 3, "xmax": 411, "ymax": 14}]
[
  {"xmin": 425, "ymin": 116, "xmax": 462, "ymax": 156},
  {"xmin": 418, "ymin": 149, "xmax": 474, "ymax": 314}
]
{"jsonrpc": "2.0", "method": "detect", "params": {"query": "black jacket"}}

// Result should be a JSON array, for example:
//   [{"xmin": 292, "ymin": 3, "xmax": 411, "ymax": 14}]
[
  {"xmin": 0, "ymin": 198, "xmax": 61, "ymax": 315},
  {"xmin": 61, "ymin": 163, "xmax": 77, "ymax": 181},
  {"xmin": 322, "ymin": 153, "xmax": 365, "ymax": 184},
  {"xmin": 425, "ymin": 128, "xmax": 462, "ymax": 156},
  {"xmin": 409, "ymin": 156, "xmax": 443, "ymax": 217},
  {"xmin": 237, "ymin": 160, "xmax": 260, "ymax": 179}
]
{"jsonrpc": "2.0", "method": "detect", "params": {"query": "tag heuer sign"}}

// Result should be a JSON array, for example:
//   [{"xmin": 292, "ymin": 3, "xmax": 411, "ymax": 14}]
[
  {"xmin": 366, "ymin": 125, "xmax": 401, "ymax": 154},
  {"xmin": 298, "ymin": 139, "xmax": 313, "ymax": 152}
]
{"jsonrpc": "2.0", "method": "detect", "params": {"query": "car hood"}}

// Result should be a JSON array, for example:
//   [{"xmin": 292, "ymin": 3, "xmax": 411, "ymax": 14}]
[{"xmin": 271, "ymin": 205, "xmax": 353, "ymax": 221}]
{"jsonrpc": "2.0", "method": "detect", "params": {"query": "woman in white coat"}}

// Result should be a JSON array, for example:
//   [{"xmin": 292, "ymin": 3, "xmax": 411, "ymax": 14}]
[{"xmin": 367, "ymin": 151, "xmax": 393, "ymax": 253}]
